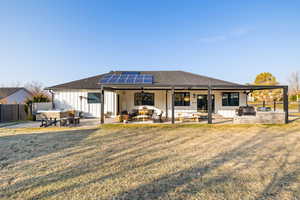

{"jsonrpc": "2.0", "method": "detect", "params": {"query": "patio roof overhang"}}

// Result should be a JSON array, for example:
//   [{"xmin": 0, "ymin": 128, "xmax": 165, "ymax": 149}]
[
  {"xmin": 99, "ymin": 83, "xmax": 289, "ymax": 125},
  {"xmin": 100, "ymin": 84, "xmax": 288, "ymax": 91}
]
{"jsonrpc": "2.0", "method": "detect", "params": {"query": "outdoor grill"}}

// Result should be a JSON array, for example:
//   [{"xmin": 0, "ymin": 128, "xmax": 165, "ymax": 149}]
[{"xmin": 236, "ymin": 106, "xmax": 256, "ymax": 116}]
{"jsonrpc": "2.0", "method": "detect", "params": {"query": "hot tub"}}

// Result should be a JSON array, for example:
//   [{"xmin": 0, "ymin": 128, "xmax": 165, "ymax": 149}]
[{"xmin": 36, "ymin": 110, "xmax": 70, "ymax": 120}]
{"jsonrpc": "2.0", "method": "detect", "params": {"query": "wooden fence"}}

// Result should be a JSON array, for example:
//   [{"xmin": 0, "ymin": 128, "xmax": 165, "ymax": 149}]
[{"xmin": 0, "ymin": 104, "xmax": 27, "ymax": 122}]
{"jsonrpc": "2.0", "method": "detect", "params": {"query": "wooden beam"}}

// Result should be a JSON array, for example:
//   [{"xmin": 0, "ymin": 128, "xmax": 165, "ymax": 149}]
[
  {"xmin": 283, "ymin": 86, "xmax": 289, "ymax": 124},
  {"xmin": 100, "ymin": 86, "xmax": 105, "ymax": 124},
  {"xmin": 171, "ymin": 87, "xmax": 175, "ymax": 124},
  {"xmin": 207, "ymin": 84, "xmax": 212, "ymax": 124}
]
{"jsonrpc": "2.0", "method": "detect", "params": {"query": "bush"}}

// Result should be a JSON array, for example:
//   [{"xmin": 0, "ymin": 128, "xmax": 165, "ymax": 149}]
[{"xmin": 24, "ymin": 93, "xmax": 51, "ymax": 118}]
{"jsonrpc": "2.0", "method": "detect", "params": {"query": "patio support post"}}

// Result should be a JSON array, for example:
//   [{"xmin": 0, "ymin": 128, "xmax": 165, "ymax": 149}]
[
  {"xmin": 165, "ymin": 90, "xmax": 168, "ymax": 120},
  {"xmin": 171, "ymin": 87, "xmax": 175, "ymax": 124},
  {"xmin": 51, "ymin": 91, "xmax": 55, "ymax": 109},
  {"xmin": 207, "ymin": 84, "xmax": 213, "ymax": 124},
  {"xmin": 100, "ymin": 86, "xmax": 105, "ymax": 124},
  {"xmin": 283, "ymin": 86, "xmax": 289, "ymax": 124}
]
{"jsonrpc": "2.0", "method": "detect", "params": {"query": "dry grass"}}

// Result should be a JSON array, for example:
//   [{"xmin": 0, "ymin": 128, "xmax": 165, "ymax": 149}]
[{"xmin": 1, "ymin": 121, "xmax": 300, "ymax": 200}]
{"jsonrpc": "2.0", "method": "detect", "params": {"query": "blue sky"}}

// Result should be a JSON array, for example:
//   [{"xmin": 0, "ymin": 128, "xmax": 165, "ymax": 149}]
[{"xmin": 0, "ymin": 0, "xmax": 300, "ymax": 86}]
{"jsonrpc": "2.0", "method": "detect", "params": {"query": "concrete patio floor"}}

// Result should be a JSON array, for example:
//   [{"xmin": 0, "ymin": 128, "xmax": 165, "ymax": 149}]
[
  {"xmin": 0, "ymin": 117, "xmax": 235, "ymax": 129},
  {"xmin": 0, "ymin": 118, "xmax": 101, "ymax": 129},
  {"xmin": 1, "ymin": 116, "xmax": 298, "ymax": 128}
]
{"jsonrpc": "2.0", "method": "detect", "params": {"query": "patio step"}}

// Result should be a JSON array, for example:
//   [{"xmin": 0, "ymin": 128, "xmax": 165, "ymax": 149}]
[{"xmin": 212, "ymin": 114, "xmax": 225, "ymax": 119}]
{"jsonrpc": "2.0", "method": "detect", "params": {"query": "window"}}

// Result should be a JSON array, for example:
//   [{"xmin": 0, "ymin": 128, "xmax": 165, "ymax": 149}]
[
  {"xmin": 88, "ymin": 93, "xmax": 101, "ymax": 104},
  {"xmin": 222, "ymin": 92, "xmax": 239, "ymax": 106},
  {"xmin": 134, "ymin": 92, "xmax": 154, "ymax": 106},
  {"xmin": 174, "ymin": 92, "xmax": 190, "ymax": 106}
]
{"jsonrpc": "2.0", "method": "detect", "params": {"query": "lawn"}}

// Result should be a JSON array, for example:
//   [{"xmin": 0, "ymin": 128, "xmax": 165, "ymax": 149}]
[{"xmin": 1, "ymin": 122, "xmax": 300, "ymax": 200}]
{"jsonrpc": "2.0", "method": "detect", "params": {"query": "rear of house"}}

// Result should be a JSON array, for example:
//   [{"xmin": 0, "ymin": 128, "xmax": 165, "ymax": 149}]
[{"xmin": 47, "ymin": 70, "xmax": 288, "ymax": 124}]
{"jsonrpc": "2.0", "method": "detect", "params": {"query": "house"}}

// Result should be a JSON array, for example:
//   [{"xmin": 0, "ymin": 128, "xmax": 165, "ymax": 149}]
[
  {"xmin": 0, "ymin": 87, "xmax": 32, "ymax": 104},
  {"xmin": 46, "ymin": 71, "xmax": 289, "ymax": 124}
]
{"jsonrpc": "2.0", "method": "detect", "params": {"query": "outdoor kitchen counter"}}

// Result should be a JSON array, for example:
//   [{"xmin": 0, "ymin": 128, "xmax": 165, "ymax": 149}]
[{"xmin": 233, "ymin": 111, "xmax": 285, "ymax": 124}]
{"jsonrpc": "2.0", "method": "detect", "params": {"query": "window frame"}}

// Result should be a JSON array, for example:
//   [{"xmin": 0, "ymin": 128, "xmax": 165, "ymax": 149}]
[
  {"xmin": 174, "ymin": 92, "xmax": 190, "ymax": 106},
  {"xmin": 222, "ymin": 92, "xmax": 240, "ymax": 107},
  {"xmin": 134, "ymin": 92, "xmax": 155, "ymax": 106},
  {"xmin": 87, "ymin": 92, "xmax": 101, "ymax": 104}
]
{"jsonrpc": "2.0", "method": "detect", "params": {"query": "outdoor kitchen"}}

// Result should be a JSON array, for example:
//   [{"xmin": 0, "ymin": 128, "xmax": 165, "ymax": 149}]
[{"xmin": 233, "ymin": 105, "xmax": 285, "ymax": 124}]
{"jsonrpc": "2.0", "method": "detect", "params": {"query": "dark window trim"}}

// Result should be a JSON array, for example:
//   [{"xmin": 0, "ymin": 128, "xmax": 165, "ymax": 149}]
[
  {"xmin": 134, "ymin": 92, "xmax": 155, "ymax": 106},
  {"xmin": 174, "ymin": 92, "xmax": 190, "ymax": 106},
  {"xmin": 222, "ymin": 92, "xmax": 240, "ymax": 107},
  {"xmin": 87, "ymin": 92, "xmax": 101, "ymax": 104}
]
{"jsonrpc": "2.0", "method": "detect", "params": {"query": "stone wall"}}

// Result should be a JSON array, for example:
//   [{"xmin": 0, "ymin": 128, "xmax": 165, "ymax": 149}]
[{"xmin": 233, "ymin": 112, "xmax": 285, "ymax": 124}]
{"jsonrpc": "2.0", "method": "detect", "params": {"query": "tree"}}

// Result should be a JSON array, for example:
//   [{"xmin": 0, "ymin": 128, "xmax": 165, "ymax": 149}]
[
  {"xmin": 251, "ymin": 72, "xmax": 282, "ymax": 102},
  {"xmin": 25, "ymin": 81, "xmax": 49, "ymax": 96},
  {"xmin": 24, "ymin": 93, "xmax": 51, "ymax": 120},
  {"xmin": 254, "ymin": 72, "xmax": 278, "ymax": 85},
  {"xmin": 288, "ymin": 71, "xmax": 300, "ymax": 101}
]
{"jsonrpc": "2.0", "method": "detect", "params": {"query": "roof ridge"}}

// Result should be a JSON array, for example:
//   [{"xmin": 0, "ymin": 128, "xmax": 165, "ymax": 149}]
[
  {"xmin": 0, "ymin": 87, "xmax": 25, "ymax": 99},
  {"xmin": 47, "ymin": 70, "xmax": 242, "ymax": 90}
]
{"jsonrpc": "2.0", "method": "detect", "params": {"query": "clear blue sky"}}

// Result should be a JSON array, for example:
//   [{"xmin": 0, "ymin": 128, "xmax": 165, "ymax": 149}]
[{"xmin": 1, "ymin": 0, "xmax": 300, "ymax": 86}]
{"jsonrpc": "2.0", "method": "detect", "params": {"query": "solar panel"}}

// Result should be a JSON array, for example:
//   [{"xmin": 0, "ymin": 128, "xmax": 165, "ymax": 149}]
[{"xmin": 100, "ymin": 74, "xmax": 153, "ymax": 84}]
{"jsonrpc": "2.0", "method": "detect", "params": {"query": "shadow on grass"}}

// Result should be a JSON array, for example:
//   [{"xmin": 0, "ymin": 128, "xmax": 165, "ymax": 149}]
[
  {"xmin": 2, "ymin": 126, "xmax": 300, "ymax": 199},
  {"xmin": 110, "ymin": 127, "xmax": 300, "ymax": 200},
  {"xmin": 1, "ymin": 127, "xmax": 183, "ymax": 199},
  {"xmin": 0, "ymin": 128, "xmax": 98, "ymax": 169}
]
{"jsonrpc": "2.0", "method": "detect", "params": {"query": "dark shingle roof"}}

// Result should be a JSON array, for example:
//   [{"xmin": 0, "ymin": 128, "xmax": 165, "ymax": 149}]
[
  {"xmin": 0, "ymin": 87, "xmax": 25, "ymax": 99},
  {"xmin": 47, "ymin": 71, "xmax": 241, "ymax": 90}
]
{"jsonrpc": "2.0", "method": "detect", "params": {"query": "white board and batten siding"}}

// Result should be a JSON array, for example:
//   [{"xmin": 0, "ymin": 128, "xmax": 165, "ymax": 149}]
[
  {"xmin": 53, "ymin": 90, "xmax": 117, "ymax": 118},
  {"xmin": 118, "ymin": 90, "xmax": 247, "ymax": 118},
  {"xmin": 54, "ymin": 89, "xmax": 247, "ymax": 118}
]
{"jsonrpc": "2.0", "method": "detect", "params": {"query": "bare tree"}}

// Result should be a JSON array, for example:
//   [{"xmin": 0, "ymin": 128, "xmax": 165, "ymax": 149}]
[
  {"xmin": 288, "ymin": 71, "xmax": 300, "ymax": 101},
  {"xmin": 24, "ymin": 81, "xmax": 45, "ymax": 95}
]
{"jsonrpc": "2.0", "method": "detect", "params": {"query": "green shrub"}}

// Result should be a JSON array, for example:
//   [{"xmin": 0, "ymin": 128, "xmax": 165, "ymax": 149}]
[{"xmin": 24, "ymin": 93, "xmax": 50, "ymax": 119}]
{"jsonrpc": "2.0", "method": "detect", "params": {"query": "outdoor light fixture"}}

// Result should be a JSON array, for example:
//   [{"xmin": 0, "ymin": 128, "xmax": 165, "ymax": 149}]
[{"xmin": 184, "ymin": 96, "xmax": 190, "ymax": 102}]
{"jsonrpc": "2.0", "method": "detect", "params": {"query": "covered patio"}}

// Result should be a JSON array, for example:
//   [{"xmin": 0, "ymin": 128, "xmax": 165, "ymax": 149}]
[{"xmin": 99, "ymin": 84, "xmax": 289, "ymax": 125}]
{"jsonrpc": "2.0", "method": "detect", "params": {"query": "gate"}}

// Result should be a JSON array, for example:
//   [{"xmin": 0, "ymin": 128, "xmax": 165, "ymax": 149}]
[{"xmin": 0, "ymin": 104, "xmax": 27, "ymax": 122}]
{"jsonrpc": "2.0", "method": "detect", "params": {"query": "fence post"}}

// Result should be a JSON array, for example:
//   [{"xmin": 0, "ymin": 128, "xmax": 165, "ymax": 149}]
[
  {"xmin": 298, "ymin": 100, "xmax": 300, "ymax": 113},
  {"xmin": 29, "ymin": 103, "xmax": 33, "ymax": 120},
  {"xmin": 263, "ymin": 100, "xmax": 266, "ymax": 107},
  {"xmin": 273, "ymin": 100, "xmax": 276, "ymax": 112},
  {"xmin": 17, "ymin": 104, "xmax": 20, "ymax": 120}
]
